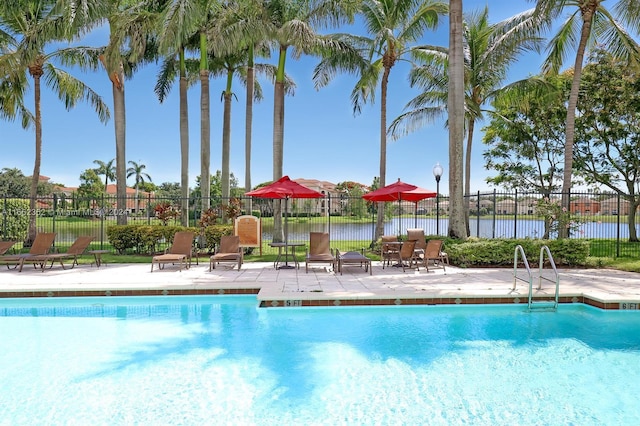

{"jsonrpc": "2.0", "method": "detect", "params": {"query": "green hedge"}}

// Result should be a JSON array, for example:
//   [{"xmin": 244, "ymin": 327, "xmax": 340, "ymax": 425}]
[
  {"xmin": 106, "ymin": 224, "xmax": 234, "ymax": 254},
  {"xmin": 446, "ymin": 238, "xmax": 590, "ymax": 267}
]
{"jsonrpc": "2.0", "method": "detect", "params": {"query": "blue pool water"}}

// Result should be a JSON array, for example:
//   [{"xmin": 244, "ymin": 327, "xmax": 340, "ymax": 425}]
[{"xmin": 1, "ymin": 296, "xmax": 639, "ymax": 425}]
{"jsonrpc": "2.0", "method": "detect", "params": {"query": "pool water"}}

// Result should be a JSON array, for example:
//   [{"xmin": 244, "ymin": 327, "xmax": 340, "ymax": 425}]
[{"xmin": 1, "ymin": 296, "xmax": 639, "ymax": 425}]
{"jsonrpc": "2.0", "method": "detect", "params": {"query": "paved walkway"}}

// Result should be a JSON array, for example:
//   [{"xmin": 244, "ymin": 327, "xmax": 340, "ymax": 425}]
[{"xmin": 1, "ymin": 260, "xmax": 640, "ymax": 310}]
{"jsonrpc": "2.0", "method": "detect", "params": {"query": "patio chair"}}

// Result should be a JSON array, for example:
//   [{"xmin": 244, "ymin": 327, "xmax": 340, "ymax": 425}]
[
  {"xmin": 406, "ymin": 228, "xmax": 426, "ymax": 258},
  {"xmin": 305, "ymin": 232, "xmax": 335, "ymax": 273},
  {"xmin": 0, "ymin": 241, "xmax": 16, "ymax": 255},
  {"xmin": 27, "ymin": 235, "xmax": 95, "ymax": 271},
  {"xmin": 0, "ymin": 233, "xmax": 56, "ymax": 272},
  {"xmin": 151, "ymin": 231, "xmax": 196, "ymax": 272},
  {"xmin": 209, "ymin": 235, "xmax": 243, "ymax": 271},
  {"xmin": 393, "ymin": 240, "xmax": 417, "ymax": 272},
  {"xmin": 419, "ymin": 239, "xmax": 447, "ymax": 273},
  {"xmin": 381, "ymin": 235, "xmax": 399, "ymax": 269}
]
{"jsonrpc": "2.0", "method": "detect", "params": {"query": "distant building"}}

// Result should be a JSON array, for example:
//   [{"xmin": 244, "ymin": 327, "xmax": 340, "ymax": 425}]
[
  {"xmin": 600, "ymin": 197, "xmax": 630, "ymax": 215},
  {"xmin": 570, "ymin": 197, "xmax": 600, "ymax": 215}
]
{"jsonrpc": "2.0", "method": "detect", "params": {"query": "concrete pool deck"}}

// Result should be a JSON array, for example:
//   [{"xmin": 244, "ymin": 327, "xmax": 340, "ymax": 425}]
[{"xmin": 1, "ymin": 261, "xmax": 639, "ymax": 310}]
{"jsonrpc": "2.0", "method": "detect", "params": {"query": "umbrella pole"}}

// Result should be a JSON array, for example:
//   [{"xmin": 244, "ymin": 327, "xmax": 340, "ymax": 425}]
[{"xmin": 279, "ymin": 197, "xmax": 295, "ymax": 269}]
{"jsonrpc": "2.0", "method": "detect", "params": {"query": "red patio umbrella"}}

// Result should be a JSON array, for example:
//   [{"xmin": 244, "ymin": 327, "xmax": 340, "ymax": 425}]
[
  {"xmin": 362, "ymin": 178, "xmax": 436, "ymax": 202},
  {"xmin": 362, "ymin": 178, "xmax": 437, "ymax": 230},
  {"xmin": 246, "ymin": 176, "xmax": 323, "ymax": 268}
]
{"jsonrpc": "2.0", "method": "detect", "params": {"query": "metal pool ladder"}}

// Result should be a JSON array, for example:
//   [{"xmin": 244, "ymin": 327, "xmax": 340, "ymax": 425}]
[{"xmin": 513, "ymin": 245, "xmax": 560, "ymax": 312}]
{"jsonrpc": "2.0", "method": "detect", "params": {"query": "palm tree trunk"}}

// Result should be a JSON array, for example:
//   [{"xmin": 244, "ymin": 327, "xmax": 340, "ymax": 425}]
[
  {"xmin": 179, "ymin": 47, "xmax": 189, "ymax": 227},
  {"xmin": 244, "ymin": 46, "xmax": 255, "ymax": 215},
  {"xmin": 27, "ymin": 70, "xmax": 43, "ymax": 245},
  {"xmin": 113, "ymin": 69, "xmax": 127, "ymax": 225},
  {"xmin": 559, "ymin": 12, "xmax": 593, "ymax": 238},
  {"xmin": 464, "ymin": 119, "xmax": 475, "ymax": 235},
  {"xmin": 272, "ymin": 46, "xmax": 287, "ymax": 243},
  {"xmin": 221, "ymin": 72, "xmax": 233, "ymax": 220},
  {"xmin": 200, "ymin": 32, "xmax": 211, "ymax": 212},
  {"xmin": 448, "ymin": 0, "xmax": 467, "ymax": 239},
  {"xmin": 375, "ymin": 66, "xmax": 390, "ymax": 240}
]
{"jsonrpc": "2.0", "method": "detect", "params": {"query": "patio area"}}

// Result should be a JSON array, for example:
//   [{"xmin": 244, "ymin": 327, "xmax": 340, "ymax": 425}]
[{"xmin": 1, "ymin": 260, "xmax": 639, "ymax": 310}]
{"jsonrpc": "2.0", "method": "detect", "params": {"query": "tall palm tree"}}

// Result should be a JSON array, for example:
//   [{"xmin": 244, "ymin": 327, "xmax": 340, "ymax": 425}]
[
  {"xmin": 313, "ymin": 0, "xmax": 447, "ymax": 240},
  {"xmin": 100, "ymin": 0, "xmax": 166, "ymax": 225},
  {"xmin": 157, "ymin": 0, "xmax": 203, "ymax": 227},
  {"xmin": 127, "ymin": 160, "xmax": 152, "ymax": 214},
  {"xmin": 221, "ymin": 0, "xmax": 273, "ymax": 215},
  {"xmin": 241, "ymin": 0, "xmax": 357, "ymax": 242},
  {"xmin": 533, "ymin": 0, "xmax": 640, "ymax": 237},
  {"xmin": 389, "ymin": 6, "xmax": 543, "ymax": 232},
  {"xmin": 209, "ymin": 49, "xmax": 277, "ymax": 220},
  {"xmin": 448, "ymin": 0, "xmax": 465, "ymax": 239},
  {"xmin": 93, "ymin": 158, "xmax": 116, "ymax": 190},
  {"xmin": 160, "ymin": 0, "xmax": 220, "ymax": 213},
  {"xmin": 0, "ymin": 0, "xmax": 109, "ymax": 244}
]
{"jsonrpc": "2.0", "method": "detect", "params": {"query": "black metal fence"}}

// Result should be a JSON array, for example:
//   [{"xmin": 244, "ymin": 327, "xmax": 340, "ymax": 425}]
[{"xmin": 2, "ymin": 191, "xmax": 639, "ymax": 257}]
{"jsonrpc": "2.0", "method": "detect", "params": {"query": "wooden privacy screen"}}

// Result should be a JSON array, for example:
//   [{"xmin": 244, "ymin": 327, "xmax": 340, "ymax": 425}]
[{"xmin": 234, "ymin": 215, "xmax": 262, "ymax": 255}]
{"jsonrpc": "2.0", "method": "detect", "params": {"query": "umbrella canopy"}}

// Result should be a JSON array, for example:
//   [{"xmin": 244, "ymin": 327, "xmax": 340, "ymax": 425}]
[
  {"xmin": 362, "ymin": 179, "xmax": 436, "ymax": 202},
  {"xmin": 245, "ymin": 176, "xmax": 323, "ymax": 199}
]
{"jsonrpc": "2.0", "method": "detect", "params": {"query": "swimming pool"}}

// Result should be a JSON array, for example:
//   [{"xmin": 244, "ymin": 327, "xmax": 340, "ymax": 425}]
[{"xmin": 1, "ymin": 296, "xmax": 639, "ymax": 425}]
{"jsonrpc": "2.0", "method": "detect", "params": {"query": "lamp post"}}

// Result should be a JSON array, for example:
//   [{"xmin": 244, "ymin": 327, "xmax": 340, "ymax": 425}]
[{"xmin": 433, "ymin": 162, "xmax": 443, "ymax": 235}]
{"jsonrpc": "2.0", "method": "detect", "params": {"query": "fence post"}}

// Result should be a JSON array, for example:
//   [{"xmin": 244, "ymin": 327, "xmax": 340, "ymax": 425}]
[
  {"xmin": 476, "ymin": 190, "xmax": 481, "ymax": 237},
  {"xmin": 100, "ymin": 193, "xmax": 105, "ymax": 249},
  {"xmin": 52, "ymin": 194, "xmax": 57, "ymax": 238},
  {"xmin": 514, "ymin": 189, "xmax": 518, "ymax": 239},
  {"xmin": 492, "ymin": 189, "xmax": 496, "ymax": 238},
  {"xmin": 147, "ymin": 193, "xmax": 151, "ymax": 224},
  {"xmin": 2, "ymin": 195, "xmax": 6, "ymax": 239},
  {"xmin": 616, "ymin": 193, "xmax": 621, "ymax": 257},
  {"xmin": 327, "ymin": 193, "xmax": 331, "ymax": 236}
]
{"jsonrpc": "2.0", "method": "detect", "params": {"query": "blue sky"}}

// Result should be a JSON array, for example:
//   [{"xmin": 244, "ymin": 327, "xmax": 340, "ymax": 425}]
[{"xmin": 1, "ymin": 0, "xmax": 541, "ymax": 193}]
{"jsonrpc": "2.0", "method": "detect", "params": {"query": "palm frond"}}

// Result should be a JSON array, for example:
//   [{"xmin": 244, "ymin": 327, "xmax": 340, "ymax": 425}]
[
  {"xmin": 43, "ymin": 63, "xmax": 110, "ymax": 123},
  {"xmin": 388, "ymin": 105, "xmax": 446, "ymax": 140},
  {"xmin": 542, "ymin": 12, "xmax": 581, "ymax": 74}
]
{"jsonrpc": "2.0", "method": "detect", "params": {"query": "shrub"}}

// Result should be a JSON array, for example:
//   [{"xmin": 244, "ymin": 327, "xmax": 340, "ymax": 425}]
[
  {"xmin": 0, "ymin": 198, "xmax": 29, "ymax": 241},
  {"xmin": 201, "ymin": 225, "xmax": 234, "ymax": 253},
  {"xmin": 106, "ymin": 225, "xmax": 198, "ymax": 254},
  {"xmin": 446, "ymin": 238, "xmax": 589, "ymax": 267}
]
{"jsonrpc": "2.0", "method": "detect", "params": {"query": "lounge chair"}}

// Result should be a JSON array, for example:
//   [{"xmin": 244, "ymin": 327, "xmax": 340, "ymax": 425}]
[
  {"xmin": 419, "ymin": 239, "xmax": 447, "ymax": 272},
  {"xmin": 336, "ymin": 249, "xmax": 371, "ymax": 275},
  {"xmin": 26, "ymin": 236, "xmax": 95, "ymax": 271},
  {"xmin": 381, "ymin": 235, "xmax": 400, "ymax": 269},
  {"xmin": 209, "ymin": 235, "xmax": 243, "ymax": 271},
  {"xmin": 305, "ymin": 232, "xmax": 335, "ymax": 273},
  {"xmin": 0, "ymin": 233, "xmax": 56, "ymax": 272},
  {"xmin": 0, "ymin": 241, "xmax": 16, "ymax": 255},
  {"xmin": 151, "ymin": 231, "xmax": 196, "ymax": 272}
]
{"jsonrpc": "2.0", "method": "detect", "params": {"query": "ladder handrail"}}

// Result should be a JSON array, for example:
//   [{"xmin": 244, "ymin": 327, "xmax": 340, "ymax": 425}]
[
  {"xmin": 513, "ymin": 245, "xmax": 532, "ymax": 291},
  {"xmin": 533, "ymin": 245, "xmax": 560, "ymax": 309}
]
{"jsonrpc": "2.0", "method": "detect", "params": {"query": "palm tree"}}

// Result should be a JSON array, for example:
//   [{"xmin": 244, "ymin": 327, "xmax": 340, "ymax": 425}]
[
  {"xmin": 237, "ymin": 0, "xmax": 357, "ymax": 242},
  {"xmin": 448, "ymin": 0, "xmax": 465, "ymax": 239},
  {"xmin": 221, "ymin": 0, "xmax": 272, "ymax": 215},
  {"xmin": 157, "ymin": 0, "xmax": 202, "ymax": 227},
  {"xmin": 0, "ymin": 0, "xmax": 109, "ymax": 244},
  {"xmin": 93, "ymin": 159, "xmax": 116, "ymax": 190},
  {"xmin": 127, "ymin": 160, "xmax": 152, "ymax": 214},
  {"xmin": 533, "ymin": 0, "xmax": 640, "ymax": 237},
  {"xmin": 159, "ymin": 0, "xmax": 220, "ymax": 213},
  {"xmin": 210, "ymin": 49, "xmax": 277, "ymax": 220},
  {"xmin": 389, "ymin": 6, "xmax": 543, "ymax": 233},
  {"xmin": 313, "ymin": 0, "xmax": 447, "ymax": 240},
  {"xmin": 99, "ymin": 0, "xmax": 165, "ymax": 225}
]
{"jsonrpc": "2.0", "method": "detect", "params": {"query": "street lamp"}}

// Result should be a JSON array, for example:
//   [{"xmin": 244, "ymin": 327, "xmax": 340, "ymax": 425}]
[{"xmin": 433, "ymin": 162, "xmax": 443, "ymax": 235}]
